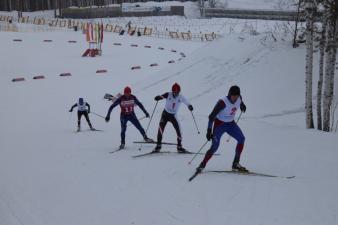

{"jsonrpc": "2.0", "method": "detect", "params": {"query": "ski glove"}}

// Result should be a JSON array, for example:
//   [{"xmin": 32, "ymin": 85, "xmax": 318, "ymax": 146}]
[
  {"xmin": 154, "ymin": 96, "xmax": 162, "ymax": 101},
  {"xmin": 69, "ymin": 109, "xmax": 72, "ymax": 112},
  {"xmin": 105, "ymin": 116, "xmax": 110, "ymax": 122},
  {"xmin": 206, "ymin": 128, "xmax": 213, "ymax": 141},
  {"xmin": 145, "ymin": 112, "xmax": 150, "ymax": 118},
  {"xmin": 87, "ymin": 110, "xmax": 90, "ymax": 114},
  {"xmin": 188, "ymin": 105, "xmax": 193, "ymax": 111},
  {"xmin": 240, "ymin": 102, "xmax": 246, "ymax": 113}
]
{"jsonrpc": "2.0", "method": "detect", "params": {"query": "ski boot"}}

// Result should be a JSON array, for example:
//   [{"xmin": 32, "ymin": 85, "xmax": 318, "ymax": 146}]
[
  {"xmin": 89, "ymin": 125, "xmax": 95, "ymax": 131},
  {"xmin": 119, "ymin": 143, "xmax": 125, "ymax": 150},
  {"xmin": 177, "ymin": 145, "xmax": 188, "ymax": 153},
  {"xmin": 152, "ymin": 145, "xmax": 161, "ymax": 153},
  {"xmin": 143, "ymin": 135, "xmax": 154, "ymax": 143},
  {"xmin": 196, "ymin": 162, "xmax": 205, "ymax": 173},
  {"xmin": 77, "ymin": 125, "xmax": 81, "ymax": 132},
  {"xmin": 232, "ymin": 162, "xmax": 249, "ymax": 173}
]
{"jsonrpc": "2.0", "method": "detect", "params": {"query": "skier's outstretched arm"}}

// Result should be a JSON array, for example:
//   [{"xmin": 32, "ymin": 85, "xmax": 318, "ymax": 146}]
[
  {"xmin": 154, "ymin": 92, "xmax": 169, "ymax": 101},
  {"xmin": 105, "ymin": 97, "xmax": 121, "ymax": 121},
  {"xmin": 135, "ymin": 97, "xmax": 149, "ymax": 117},
  {"xmin": 69, "ymin": 103, "xmax": 77, "ymax": 112}
]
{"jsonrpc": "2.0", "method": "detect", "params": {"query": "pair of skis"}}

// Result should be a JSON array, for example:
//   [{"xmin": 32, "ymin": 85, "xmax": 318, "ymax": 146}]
[
  {"xmin": 132, "ymin": 149, "xmax": 206, "ymax": 158},
  {"xmin": 132, "ymin": 141, "xmax": 220, "ymax": 158},
  {"xmin": 75, "ymin": 128, "xmax": 103, "ymax": 133},
  {"xmin": 110, "ymin": 141, "xmax": 296, "ymax": 180},
  {"xmin": 109, "ymin": 141, "xmax": 214, "ymax": 157},
  {"xmin": 188, "ymin": 169, "xmax": 295, "ymax": 181},
  {"xmin": 109, "ymin": 146, "xmax": 127, "ymax": 154}
]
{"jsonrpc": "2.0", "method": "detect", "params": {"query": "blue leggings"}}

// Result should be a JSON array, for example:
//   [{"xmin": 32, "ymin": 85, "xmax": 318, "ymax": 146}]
[
  {"xmin": 120, "ymin": 113, "xmax": 146, "ymax": 143},
  {"xmin": 210, "ymin": 121, "xmax": 245, "ymax": 154},
  {"xmin": 200, "ymin": 121, "xmax": 245, "ymax": 168}
]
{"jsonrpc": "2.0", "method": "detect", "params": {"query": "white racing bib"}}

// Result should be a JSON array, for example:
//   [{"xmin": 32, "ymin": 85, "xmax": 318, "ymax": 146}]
[
  {"xmin": 164, "ymin": 92, "xmax": 190, "ymax": 114},
  {"xmin": 77, "ymin": 101, "xmax": 88, "ymax": 112},
  {"xmin": 216, "ymin": 96, "xmax": 241, "ymax": 122}
]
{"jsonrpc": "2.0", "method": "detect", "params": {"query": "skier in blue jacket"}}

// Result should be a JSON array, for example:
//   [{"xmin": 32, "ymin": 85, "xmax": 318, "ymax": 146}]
[
  {"xmin": 105, "ymin": 86, "xmax": 153, "ymax": 149},
  {"xmin": 196, "ymin": 85, "xmax": 247, "ymax": 173}
]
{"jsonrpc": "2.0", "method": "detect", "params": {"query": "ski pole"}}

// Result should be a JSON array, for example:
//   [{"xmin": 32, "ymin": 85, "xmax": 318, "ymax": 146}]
[
  {"xmin": 188, "ymin": 140, "xmax": 209, "ymax": 165},
  {"xmin": 68, "ymin": 111, "xmax": 74, "ymax": 130},
  {"xmin": 145, "ymin": 101, "xmax": 158, "ymax": 134},
  {"xmin": 139, "ymin": 101, "xmax": 158, "ymax": 151},
  {"xmin": 68, "ymin": 111, "xmax": 73, "ymax": 123},
  {"xmin": 91, "ymin": 111, "xmax": 105, "ymax": 119},
  {"xmin": 226, "ymin": 111, "xmax": 243, "ymax": 142},
  {"xmin": 190, "ymin": 111, "xmax": 200, "ymax": 134}
]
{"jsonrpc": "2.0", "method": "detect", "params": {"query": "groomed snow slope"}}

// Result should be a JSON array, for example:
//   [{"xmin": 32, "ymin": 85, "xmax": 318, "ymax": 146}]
[{"xmin": 0, "ymin": 29, "xmax": 337, "ymax": 225}]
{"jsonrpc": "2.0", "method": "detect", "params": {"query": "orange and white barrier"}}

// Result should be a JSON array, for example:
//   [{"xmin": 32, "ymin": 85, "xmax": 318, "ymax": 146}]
[
  {"xmin": 131, "ymin": 66, "xmax": 141, "ymax": 70},
  {"xmin": 60, "ymin": 73, "xmax": 72, "ymax": 77},
  {"xmin": 33, "ymin": 75, "xmax": 45, "ymax": 80},
  {"xmin": 12, "ymin": 77, "xmax": 25, "ymax": 82},
  {"xmin": 96, "ymin": 69, "xmax": 107, "ymax": 73}
]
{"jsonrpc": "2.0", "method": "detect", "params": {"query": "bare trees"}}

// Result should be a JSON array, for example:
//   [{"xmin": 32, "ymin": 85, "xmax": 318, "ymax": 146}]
[
  {"xmin": 0, "ymin": 0, "xmax": 54, "ymax": 11},
  {"xmin": 305, "ymin": 0, "xmax": 337, "ymax": 132},
  {"xmin": 0, "ymin": 0, "xmax": 117, "ymax": 11}
]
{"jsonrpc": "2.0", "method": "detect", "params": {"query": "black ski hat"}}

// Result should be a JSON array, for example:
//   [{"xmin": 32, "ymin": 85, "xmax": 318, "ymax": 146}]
[{"xmin": 228, "ymin": 85, "xmax": 240, "ymax": 96}]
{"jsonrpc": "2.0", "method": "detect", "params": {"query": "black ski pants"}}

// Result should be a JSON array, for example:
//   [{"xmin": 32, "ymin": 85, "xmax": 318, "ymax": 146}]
[
  {"xmin": 157, "ymin": 110, "xmax": 182, "ymax": 146},
  {"xmin": 77, "ymin": 111, "xmax": 92, "ymax": 128}
]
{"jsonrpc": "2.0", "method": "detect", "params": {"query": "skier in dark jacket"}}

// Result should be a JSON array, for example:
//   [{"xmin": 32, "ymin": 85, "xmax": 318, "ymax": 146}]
[
  {"xmin": 105, "ymin": 86, "xmax": 153, "ymax": 149},
  {"xmin": 69, "ymin": 98, "xmax": 94, "ymax": 132},
  {"xmin": 153, "ymin": 83, "xmax": 194, "ymax": 153},
  {"xmin": 196, "ymin": 85, "xmax": 247, "ymax": 173}
]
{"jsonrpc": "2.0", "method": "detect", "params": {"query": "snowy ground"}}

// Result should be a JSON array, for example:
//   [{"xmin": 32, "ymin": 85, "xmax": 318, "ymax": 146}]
[{"xmin": 0, "ymin": 18, "xmax": 338, "ymax": 225}]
